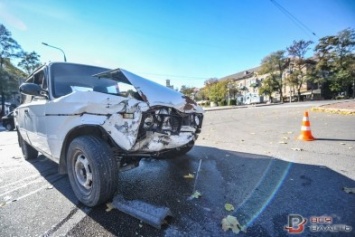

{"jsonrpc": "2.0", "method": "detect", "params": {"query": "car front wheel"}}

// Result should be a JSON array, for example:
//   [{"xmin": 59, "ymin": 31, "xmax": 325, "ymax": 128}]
[{"xmin": 67, "ymin": 135, "xmax": 118, "ymax": 207}]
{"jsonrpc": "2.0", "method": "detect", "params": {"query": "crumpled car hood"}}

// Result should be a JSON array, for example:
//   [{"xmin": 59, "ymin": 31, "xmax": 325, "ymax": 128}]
[{"xmin": 93, "ymin": 69, "xmax": 204, "ymax": 113}]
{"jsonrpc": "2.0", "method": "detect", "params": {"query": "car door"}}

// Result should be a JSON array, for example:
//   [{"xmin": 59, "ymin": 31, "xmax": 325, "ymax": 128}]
[{"xmin": 19, "ymin": 69, "xmax": 51, "ymax": 155}]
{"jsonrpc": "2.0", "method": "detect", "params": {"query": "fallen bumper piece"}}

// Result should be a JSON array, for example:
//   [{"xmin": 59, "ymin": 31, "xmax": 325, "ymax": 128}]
[{"xmin": 112, "ymin": 195, "xmax": 172, "ymax": 229}]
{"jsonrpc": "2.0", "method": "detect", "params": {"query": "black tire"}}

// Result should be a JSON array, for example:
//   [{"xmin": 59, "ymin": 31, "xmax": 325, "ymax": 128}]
[
  {"xmin": 67, "ymin": 135, "xmax": 118, "ymax": 207},
  {"xmin": 5, "ymin": 123, "xmax": 14, "ymax": 131},
  {"xmin": 20, "ymin": 136, "xmax": 39, "ymax": 160}
]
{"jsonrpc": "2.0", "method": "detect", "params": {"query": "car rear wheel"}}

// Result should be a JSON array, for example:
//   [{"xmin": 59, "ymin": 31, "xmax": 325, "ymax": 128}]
[
  {"xmin": 20, "ymin": 136, "xmax": 39, "ymax": 160},
  {"xmin": 67, "ymin": 135, "xmax": 118, "ymax": 207},
  {"xmin": 5, "ymin": 123, "xmax": 14, "ymax": 131}
]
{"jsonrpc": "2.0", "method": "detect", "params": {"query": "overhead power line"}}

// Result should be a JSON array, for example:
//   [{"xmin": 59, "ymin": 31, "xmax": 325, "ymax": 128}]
[{"xmin": 270, "ymin": 0, "xmax": 318, "ymax": 38}]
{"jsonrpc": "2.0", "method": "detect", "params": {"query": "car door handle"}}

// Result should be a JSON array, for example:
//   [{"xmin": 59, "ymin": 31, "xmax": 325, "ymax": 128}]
[{"xmin": 24, "ymin": 109, "xmax": 29, "ymax": 114}]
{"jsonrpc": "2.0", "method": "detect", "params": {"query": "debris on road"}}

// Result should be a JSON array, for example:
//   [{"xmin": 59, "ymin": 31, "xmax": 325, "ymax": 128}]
[
  {"xmin": 279, "ymin": 141, "xmax": 288, "ymax": 144},
  {"xmin": 221, "ymin": 215, "xmax": 245, "ymax": 234},
  {"xmin": 224, "ymin": 203, "xmax": 235, "ymax": 211},
  {"xmin": 112, "ymin": 195, "xmax": 172, "ymax": 229},
  {"xmin": 106, "ymin": 202, "xmax": 114, "ymax": 212},
  {"xmin": 343, "ymin": 187, "xmax": 355, "ymax": 194},
  {"xmin": 291, "ymin": 148, "xmax": 303, "ymax": 151},
  {"xmin": 188, "ymin": 190, "xmax": 202, "ymax": 200},
  {"xmin": 183, "ymin": 173, "xmax": 194, "ymax": 179}
]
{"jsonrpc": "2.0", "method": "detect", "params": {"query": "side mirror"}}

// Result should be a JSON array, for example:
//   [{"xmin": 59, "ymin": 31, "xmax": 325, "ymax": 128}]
[{"xmin": 19, "ymin": 83, "xmax": 43, "ymax": 96}]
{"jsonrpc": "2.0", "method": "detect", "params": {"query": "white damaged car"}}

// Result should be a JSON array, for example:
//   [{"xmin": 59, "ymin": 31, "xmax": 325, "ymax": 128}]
[{"xmin": 15, "ymin": 62, "xmax": 203, "ymax": 206}]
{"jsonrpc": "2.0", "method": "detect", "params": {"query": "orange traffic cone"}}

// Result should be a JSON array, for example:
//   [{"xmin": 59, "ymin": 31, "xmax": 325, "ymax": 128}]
[{"xmin": 298, "ymin": 111, "xmax": 315, "ymax": 141}]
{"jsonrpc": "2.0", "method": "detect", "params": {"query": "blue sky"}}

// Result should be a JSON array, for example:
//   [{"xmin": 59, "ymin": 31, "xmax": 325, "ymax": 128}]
[{"xmin": 0, "ymin": 0, "xmax": 354, "ymax": 89}]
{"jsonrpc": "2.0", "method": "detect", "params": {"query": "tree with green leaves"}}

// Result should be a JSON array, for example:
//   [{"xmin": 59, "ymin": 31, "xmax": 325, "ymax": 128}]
[
  {"xmin": 204, "ymin": 78, "xmax": 228, "ymax": 105},
  {"xmin": 314, "ymin": 28, "xmax": 355, "ymax": 98},
  {"xmin": 259, "ymin": 76, "xmax": 278, "ymax": 102},
  {"xmin": 18, "ymin": 51, "xmax": 41, "ymax": 76},
  {"xmin": 0, "ymin": 24, "xmax": 22, "ymax": 68},
  {"xmin": 259, "ymin": 50, "xmax": 289, "ymax": 102},
  {"xmin": 226, "ymin": 79, "xmax": 238, "ymax": 105},
  {"xmin": 286, "ymin": 40, "xmax": 313, "ymax": 101},
  {"xmin": 180, "ymin": 85, "xmax": 195, "ymax": 97}
]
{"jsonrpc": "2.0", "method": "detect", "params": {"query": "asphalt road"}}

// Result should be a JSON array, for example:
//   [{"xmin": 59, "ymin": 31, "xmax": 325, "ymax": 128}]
[{"xmin": 0, "ymin": 101, "xmax": 354, "ymax": 237}]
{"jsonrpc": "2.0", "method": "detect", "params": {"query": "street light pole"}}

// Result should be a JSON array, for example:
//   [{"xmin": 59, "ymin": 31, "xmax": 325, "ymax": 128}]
[{"xmin": 42, "ymin": 42, "xmax": 67, "ymax": 62}]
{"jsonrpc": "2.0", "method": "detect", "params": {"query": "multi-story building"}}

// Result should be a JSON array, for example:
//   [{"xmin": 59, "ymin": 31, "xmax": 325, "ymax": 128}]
[
  {"xmin": 220, "ymin": 59, "xmax": 322, "ymax": 104},
  {"xmin": 220, "ymin": 66, "xmax": 266, "ymax": 104}
]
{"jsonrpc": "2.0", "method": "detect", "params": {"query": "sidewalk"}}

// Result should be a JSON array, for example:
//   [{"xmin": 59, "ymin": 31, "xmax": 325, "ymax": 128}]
[
  {"xmin": 203, "ymin": 102, "xmax": 283, "ymax": 112},
  {"xmin": 203, "ymin": 100, "xmax": 355, "ymax": 114},
  {"xmin": 311, "ymin": 100, "xmax": 355, "ymax": 115}
]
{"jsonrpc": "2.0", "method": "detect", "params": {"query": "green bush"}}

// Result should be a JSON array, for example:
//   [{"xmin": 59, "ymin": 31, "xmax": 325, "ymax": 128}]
[
  {"xmin": 228, "ymin": 99, "xmax": 236, "ymax": 106},
  {"xmin": 218, "ymin": 99, "xmax": 227, "ymax": 106},
  {"xmin": 335, "ymin": 95, "xmax": 348, "ymax": 100}
]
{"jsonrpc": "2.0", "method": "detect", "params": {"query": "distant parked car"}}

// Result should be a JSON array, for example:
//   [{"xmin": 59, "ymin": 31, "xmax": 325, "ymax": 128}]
[{"xmin": 1, "ymin": 111, "xmax": 15, "ymax": 131}]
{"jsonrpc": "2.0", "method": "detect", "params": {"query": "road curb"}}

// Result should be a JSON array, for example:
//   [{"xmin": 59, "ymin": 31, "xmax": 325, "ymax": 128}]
[
  {"xmin": 203, "ymin": 103, "xmax": 282, "ymax": 112},
  {"xmin": 311, "ymin": 107, "xmax": 355, "ymax": 115},
  {"xmin": 203, "ymin": 106, "xmax": 247, "ymax": 112}
]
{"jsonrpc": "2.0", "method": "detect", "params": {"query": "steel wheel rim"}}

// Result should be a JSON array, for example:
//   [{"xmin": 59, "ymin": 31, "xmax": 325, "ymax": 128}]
[{"xmin": 74, "ymin": 153, "xmax": 93, "ymax": 190}]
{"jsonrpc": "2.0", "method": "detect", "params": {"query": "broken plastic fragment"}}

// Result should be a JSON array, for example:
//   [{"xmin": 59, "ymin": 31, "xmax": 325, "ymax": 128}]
[
  {"xmin": 183, "ymin": 173, "xmax": 195, "ymax": 179},
  {"xmin": 189, "ymin": 190, "xmax": 202, "ymax": 199},
  {"xmin": 278, "ymin": 141, "xmax": 287, "ymax": 144},
  {"xmin": 291, "ymin": 148, "xmax": 303, "ymax": 151},
  {"xmin": 221, "ymin": 215, "xmax": 245, "ymax": 234},
  {"xmin": 105, "ymin": 202, "xmax": 115, "ymax": 212},
  {"xmin": 224, "ymin": 203, "xmax": 235, "ymax": 211},
  {"xmin": 343, "ymin": 187, "xmax": 355, "ymax": 194}
]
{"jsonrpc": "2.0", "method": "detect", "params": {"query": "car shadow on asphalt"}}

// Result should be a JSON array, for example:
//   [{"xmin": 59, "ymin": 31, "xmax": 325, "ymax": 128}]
[
  {"xmin": 315, "ymin": 138, "xmax": 355, "ymax": 142},
  {"xmin": 26, "ymin": 146, "xmax": 355, "ymax": 237}
]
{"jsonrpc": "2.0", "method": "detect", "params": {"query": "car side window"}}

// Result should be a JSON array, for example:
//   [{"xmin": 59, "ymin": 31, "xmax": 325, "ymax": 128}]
[
  {"xmin": 21, "ymin": 70, "xmax": 48, "ymax": 104},
  {"xmin": 32, "ymin": 71, "xmax": 47, "ymax": 101},
  {"xmin": 34, "ymin": 71, "xmax": 47, "ymax": 90}
]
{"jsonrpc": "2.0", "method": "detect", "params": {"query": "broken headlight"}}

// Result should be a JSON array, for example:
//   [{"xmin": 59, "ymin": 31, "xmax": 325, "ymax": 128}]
[{"xmin": 138, "ymin": 107, "xmax": 203, "ymax": 139}]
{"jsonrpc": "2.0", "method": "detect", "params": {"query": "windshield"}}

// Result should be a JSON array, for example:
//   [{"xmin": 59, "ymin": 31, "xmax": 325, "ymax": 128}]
[{"xmin": 50, "ymin": 63, "xmax": 139, "ymax": 99}]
